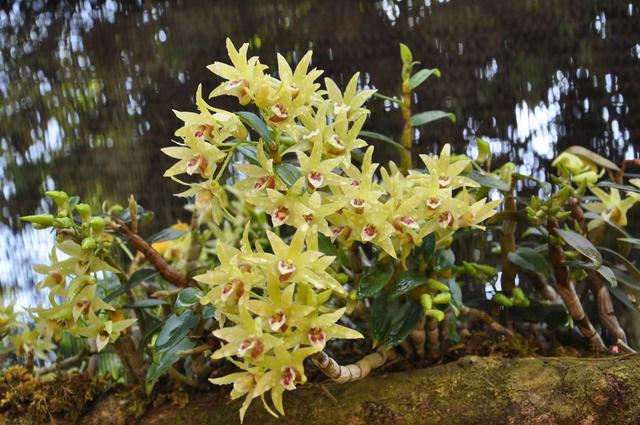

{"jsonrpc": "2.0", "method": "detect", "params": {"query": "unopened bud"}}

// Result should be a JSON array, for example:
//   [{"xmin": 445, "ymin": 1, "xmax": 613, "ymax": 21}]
[
  {"xmin": 433, "ymin": 292, "xmax": 451, "ymax": 304},
  {"xmin": 75, "ymin": 203, "xmax": 92, "ymax": 223},
  {"xmin": 21, "ymin": 214, "xmax": 54, "ymax": 228},
  {"xmin": 494, "ymin": 293, "xmax": 513, "ymax": 307},
  {"xmin": 46, "ymin": 191, "xmax": 69, "ymax": 216}
]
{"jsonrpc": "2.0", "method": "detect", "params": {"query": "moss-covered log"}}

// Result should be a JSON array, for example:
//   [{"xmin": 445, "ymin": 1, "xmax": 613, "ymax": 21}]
[{"xmin": 4, "ymin": 355, "xmax": 639, "ymax": 424}]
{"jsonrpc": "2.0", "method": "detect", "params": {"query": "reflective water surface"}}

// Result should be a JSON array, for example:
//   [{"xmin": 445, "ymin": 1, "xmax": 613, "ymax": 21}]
[{"xmin": 1, "ymin": 0, "xmax": 639, "ymax": 306}]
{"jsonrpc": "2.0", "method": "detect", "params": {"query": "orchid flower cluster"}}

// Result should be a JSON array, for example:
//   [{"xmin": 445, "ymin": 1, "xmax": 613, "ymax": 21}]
[
  {"xmin": 162, "ymin": 39, "xmax": 499, "ymax": 420},
  {"xmin": 15, "ymin": 192, "xmax": 135, "ymax": 359},
  {"xmin": 552, "ymin": 151, "xmax": 640, "ymax": 230}
]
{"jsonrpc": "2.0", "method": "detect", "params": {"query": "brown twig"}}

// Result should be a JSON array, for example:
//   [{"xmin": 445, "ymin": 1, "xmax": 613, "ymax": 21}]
[
  {"xmin": 35, "ymin": 347, "xmax": 86, "ymax": 376},
  {"xmin": 311, "ymin": 348, "xmax": 397, "ymax": 384},
  {"xmin": 115, "ymin": 219, "xmax": 192, "ymax": 288},
  {"xmin": 460, "ymin": 305, "xmax": 515, "ymax": 338}
]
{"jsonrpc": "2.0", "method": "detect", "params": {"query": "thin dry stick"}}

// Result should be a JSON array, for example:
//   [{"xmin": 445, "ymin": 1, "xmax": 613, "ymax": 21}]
[
  {"xmin": 547, "ymin": 216, "xmax": 606, "ymax": 351},
  {"xmin": 35, "ymin": 348, "xmax": 86, "ymax": 376},
  {"xmin": 409, "ymin": 316, "xmax": 426, "ymax": 359},
  {"xmin": 460, "ymin": 305, "xmax": 515, "ymax": 338},
  {"xmin": 425, "ymin": 317, "xmax": 440, "ymax": 359},
  {"xmin": 115, "ymin": 219, "xmax": 192, "ymax": 288},
  {"xmin": 311, "ymin": 348, "xmax": 397, "ymax": 384},
  {"xmin": 568, "ymin": 197, "xmax": 628, "ymax": 345}
]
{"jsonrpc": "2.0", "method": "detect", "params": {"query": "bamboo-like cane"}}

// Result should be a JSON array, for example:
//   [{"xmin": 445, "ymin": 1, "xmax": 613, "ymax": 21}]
[
  {"xmin": 567, "ymin": 197, "xmax": 628, "ymax": 345},
  {"xmin": 426, "ymin": 317, "xmax": 441, "ymax": 359},
  {"xmin": 547, "ymin": 217, "xmax": 606, "ymax": 351},
  {"xmin": 312, "ymin": 348, "xmax": 396, "ymax": 384},
  {"xmin": 410, "ymin": 317, "xmax": 426, "ymax": 359}
]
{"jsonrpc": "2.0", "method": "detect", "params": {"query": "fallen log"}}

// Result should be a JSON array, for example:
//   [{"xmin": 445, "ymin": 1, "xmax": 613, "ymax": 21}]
[{"xmin": 77, "ymin": 355, "xmax": 640, "ymax": 425}]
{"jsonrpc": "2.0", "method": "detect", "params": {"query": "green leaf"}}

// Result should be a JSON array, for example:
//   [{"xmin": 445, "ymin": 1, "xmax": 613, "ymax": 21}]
[
  {"xmin": 175, "ymin": 288, "xmax": 200, "ymax": 314},
  {"xmin": 564, "ymin": 146, "xmax": 620, "ymax": 171},
  {"xmin": 399, "ymin": 43, "xmax": 413, "ymax": 63},
  {"xmin": 147, "ymin": 227, "xmax": 188, "ymax": 244},
  {"xmin": 383, "ymin": 301, "xmax": 423, "ymax": 347},
  {"xmin": 409, "ymin": 68, "xmax": 441, "ymax": 89},
  {"xmin": 236, "ymin": 145, "xmax": 259, "ymax": 165},
  {"xmin": 597, "ymin": 265, "xmax": 617, "ymax": 288},
  {"xmin": 275, "ymin": 163, "xmax": 302, "ymax": 187},
  {"xmin": 507, "ymin": 247, "xmax": 551, "ymax": 276},
  {"xmin": 447, "ymin": 279, "xmax": 462, "ymax": 314},
  {"xmin": 357, "ymin": 263, "xmax": 394, "ymax": 299},
  {"xmin": 596, "ymin": 181, "xmax": 640, "ymax": 195},
  {"xmin": 411, "ymin": 111, "xmax": 456, "ymax": 127},
  {"xmin": 123, "ymin": 299, "xmax": 167, "ymax": 309},
  {"xmin": 434, "ymin": 249, "xmax": 455, "ymax": 272},
  {"xmin": 599, "ymin": 247, "xmax": 640, "ymax": 284},
  {"xmin": 104, "ymin": 269, "xmax": 160, "ymax": 302},
  {"xmin": 202, "ymin": 304, "xmax": 216, "ymax": 320},
  {"xmin": 609, "ymin": 286, "xmax": 639, "ymax": 314},
  {"xmin": 359, "ymin": 131, "xmax": 403, "ymax": 150},
  {"xmin": 155, "ymin": 310, "xmax": 199, "ymax": 351},
  {"xmin": 146, "ymin": 338, "xmax": 195, "ymax": 383},
  {"xmin": 317, "ymin": 233, "xmax": 338, "ymax": 258},
  {"xmin": 611, "ymin": 268, "xmax": 640, "ymax": 291},
  {"xmin": 390, "ymin": 271, "xmax": 428, "ymax": 298},
  {"xmin": 371, "ymin": 292, "xmax": 393, "ymax": 342},
  {"xmin": 235, "ymin": 111, "xmax": 272, "ymax": 143},
  {"xmin": 555, "ymin": 229, "xmax": 602, "ymax": 268},
  {"xmin": 420, "ymin": 233, "xmax": 436, "ymax": 263},
  {"xmin": 467, "ymin": 171, "xmax": 511, "ymax": 192},
  {"xmin": 618, "ymin": 237, "xmax": 640, "ymax": 247}
]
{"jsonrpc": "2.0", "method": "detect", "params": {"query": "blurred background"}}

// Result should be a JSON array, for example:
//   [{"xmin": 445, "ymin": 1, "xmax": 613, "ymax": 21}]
[{"xmin": 1, "ymin": 0, "xmax": 639, "ymax": 308}]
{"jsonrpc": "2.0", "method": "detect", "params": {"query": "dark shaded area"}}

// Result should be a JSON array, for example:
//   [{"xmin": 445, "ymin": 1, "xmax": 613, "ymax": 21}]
[{"xmin": 1, "ymin": 0, "xmax": 639, "ymax": 300}]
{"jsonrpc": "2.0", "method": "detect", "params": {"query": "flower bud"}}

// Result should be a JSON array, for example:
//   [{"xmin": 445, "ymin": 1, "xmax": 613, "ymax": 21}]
[
  {"xmin": 90, "ymin": 217, "xmax": 106, "ymax": 236},
  {"xmin": 420, "ymin": 294, "xmax": 433, "ymax": 311},
  {"xmin": 427, "ymin": 279, "xmax": 449, "ymax": 292},
  {"xmin": 81, "ymin": 237, "xmax": 97, "ymax": 251},
  {"xmin": 493, "ymin": 293, "xmax": 513, "ymax": 307},
  {"xmin": 46, "ymin": 191, "xmax": 69, "ymax": 216},
  {"xmin": 432, "ymin": 292, "xmax": 451, "ymax": 304},
  {"xmin": 425, "ymin": 309, "xmax": 445, "ymax": 322},
  {"xmin": 53, "ymin": 217, "xmax": 74, "ymax": 228},
  {"xmin": 75, "ymin": 203, "xmax": 92, "ymax": 223},
  {"xmin": 20, "ymin": 214, "xmax": 54, "ymax": 228}
]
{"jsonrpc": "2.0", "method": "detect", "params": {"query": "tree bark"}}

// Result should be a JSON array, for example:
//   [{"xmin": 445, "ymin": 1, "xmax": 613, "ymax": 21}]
[{"xmin": 75, "ymin": 355, "xmax": 640, "ymax": 425}]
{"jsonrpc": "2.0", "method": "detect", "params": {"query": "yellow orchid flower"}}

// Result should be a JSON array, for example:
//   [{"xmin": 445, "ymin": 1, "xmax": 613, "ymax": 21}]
[{"xmin": 585, "ymin": 186, "xmax": 639, "ymax": 228}]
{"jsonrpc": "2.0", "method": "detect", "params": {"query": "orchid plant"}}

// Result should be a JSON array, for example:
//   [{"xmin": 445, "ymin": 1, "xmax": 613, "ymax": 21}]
[{"xmin": 4, "ymin": 39, "xmax": 640, "ymax": 423}]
